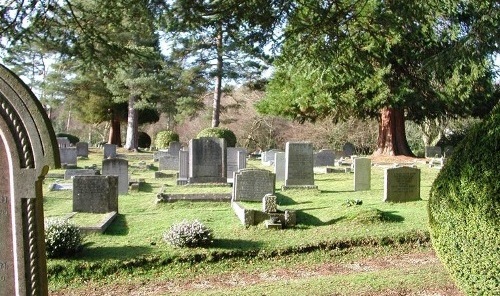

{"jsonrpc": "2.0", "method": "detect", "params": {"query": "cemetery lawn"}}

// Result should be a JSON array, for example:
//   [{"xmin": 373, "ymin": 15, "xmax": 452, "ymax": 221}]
[{"xmin": 43, "ymin": 149, "xmax": 460, "ymax": 295}]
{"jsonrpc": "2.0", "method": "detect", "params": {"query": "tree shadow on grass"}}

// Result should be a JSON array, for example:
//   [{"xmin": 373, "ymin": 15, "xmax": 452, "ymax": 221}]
[
  {"xmin": 78, "ymin": 244, "xmax": 153, "ymax": 260},
  {"xmin": 296, "ymin": 210, "xmax": 346, "ymax": 228},
  {"xmin": 381, "ymin": 211, "xmax": 405, "ymax": 223},
  {"xmin": 275, "ymin": 192, "xmax": 299, "ymax": 206},
  {"xmin": 103, "ymin": 214, "xmax": 129, "ymax": 236},
  {"xmin": 139, "ymin": 182, "xmax": 154, "ymax": 193},
  {"xmin": 320, "ymin": 190, "xmax": 355, "ymax": 194},
  {"xmin": 211, "ymin": 238, "xmax": 264, "ymax": 250}
]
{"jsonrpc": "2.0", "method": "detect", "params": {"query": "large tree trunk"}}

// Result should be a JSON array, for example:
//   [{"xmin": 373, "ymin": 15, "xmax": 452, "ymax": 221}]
[
  {"xmin": 211, "ymin": 23, "xmax": 223, "ymax": 128},
  {"xmin": 107, "ymin": 109, "xmax": 122, "ymax": 146},
  {"xmin": 124, "ymin": 95, "xmax": 139, "ymax": 151},
  {"xmin": 373, "ymin": 107, "xmax": 414, "ymax": 156}
]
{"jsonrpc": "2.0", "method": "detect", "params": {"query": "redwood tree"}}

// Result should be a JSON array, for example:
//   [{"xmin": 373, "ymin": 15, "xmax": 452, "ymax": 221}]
[{"xmin": 257, "ymin": 0, "xmax": 498, "ymax": 156}]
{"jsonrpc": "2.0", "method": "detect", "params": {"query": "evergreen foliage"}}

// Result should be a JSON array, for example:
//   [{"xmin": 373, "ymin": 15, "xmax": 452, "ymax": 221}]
[
  {"xmin": 45, "ymin": 219, "xmax": 84, "ymax": 258},
  {"xmin": 428, "ymin": 107, "xmax": 500, "ymax": 295},
  {"xmin": 154, "ymin": 130, "xmax": 179, "ymax": 149},
  {"xmin": 197, "ymin": 127, "xmax": 237, "ymax": 147},
  {"xmin": 55, "ymin": 133, "xmax": 80, "ymax": 145}
]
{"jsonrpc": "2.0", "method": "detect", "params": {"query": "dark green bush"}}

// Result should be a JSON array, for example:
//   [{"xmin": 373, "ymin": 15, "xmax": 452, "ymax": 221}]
[
  {"xmin": 45, "ymin": 219, "xmax": 83, "ymax": 258},
  {"xmin": 154, "ymin": 130, "xmax": 179, "ymax": 149},
  {"xmin": 428, "ymin": 108, "xmax": 500, "ymax": 295},
  {"xmin": 197, "ymin": 127, "xmax": 237, "ymax": 147},
  {"xmin": 163, "ymin": 220, "xmax": 213, "ymax": 248},
  {"xmin": 138, "ymin": 132, "xmax": 151, "ymax": 148},
  {"xmin": 56, "ymin": 133, "xmax": 80, "ymax": 145}
]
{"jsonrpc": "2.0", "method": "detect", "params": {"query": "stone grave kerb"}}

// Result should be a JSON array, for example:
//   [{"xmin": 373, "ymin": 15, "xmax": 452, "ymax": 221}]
[{"xmin": 1, "ymin": 64, "xmax": 60, "ymax": 296}]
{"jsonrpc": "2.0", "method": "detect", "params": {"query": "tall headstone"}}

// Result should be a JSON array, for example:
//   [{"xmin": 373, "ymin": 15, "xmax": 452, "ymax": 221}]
[
  {"xmin": 102, "ymin": 158, "xmax": 129, "ymax": 194},
  {"xmin": 284, "ymin": 142, "xmax": 316, "ymax": 188},
  {"xmin": 1, "ymin": 64, "xmax": 60, "ymax": 296},
  {"xmin": 76, "ymin": 142, "xmax": 89, "ymax": 157},
  {"xmin": 314, "ymin": 149, "xmax": 335, "ymax": 167},
  {"xmin": 59, "ymin": 147, "xmax": 77, "ymax": 165},
  {"xmin": 232, "ymin": 169, "xmax": 275, "ymax": 201},
  {"xmin": 168, "ymin": 141, "xmax": 182, "ymax": 157},
  {"xmin": 188, "ymin": 137, "xmax": 226, "ymax": 183},
  {"xmin": 274, "ymin": 152, "xmax": 286, "ymax": 182},
  {"xmin": 227, "ymin": 147, "xmax": 247, "ymax": 182},
  {"xmin": 425, "ymin": 146, "xmax": 442, "ymax": 158},
  {"xmin": 73, "ymin": 176, "xmax": 118, "ymax": 213},
  {"xmin": 103, "ymin": 143, "xmax": 117, "ymax": 159},
  {"xmin": 384, "ymin": 167, "xmax": 421, "ymax": 202},
  {"xmin": 177, "ymin": 150, "xmax": 189, "ymax": 185},
  {"xmin": 354, "ymin": 158, "xmax": 371, "ymax": 191}
]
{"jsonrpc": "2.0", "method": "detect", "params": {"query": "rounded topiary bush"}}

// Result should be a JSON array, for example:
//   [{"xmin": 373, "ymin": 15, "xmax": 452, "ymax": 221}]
[
  {"xmin": 197, "ymin": 127, "xmax": 237, "ymax": 147},
  {"xmin": 428, "ymin": 108, "xmax": 499, "ymax": 295},
  {"xmin": 45, "ymin": 219, "xmax": 83, "ymax": 258},
  {"xmin": 154, "ymin": 130, "xmax": 179, "ymax": 149},
  {"xmin": 138, "ymin": 131, "xmax": 152, "ymax": 148},
  {"xmin": 163, "ymin": 220, "xmax": 213, "ymax": 248},
  {"xmin": 56, "ymin": 133, "xmax": 80, "ymax": 145}
]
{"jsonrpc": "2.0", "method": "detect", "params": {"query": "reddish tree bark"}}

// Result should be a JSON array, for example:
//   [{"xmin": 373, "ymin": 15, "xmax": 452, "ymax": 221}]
[
  {"xmin": 373, "ymin": 107, "xmax": 414, "ymax": 156},
  {"xmin": 107, "ymin": 109, "xmax": 122, "ymax": 147}
]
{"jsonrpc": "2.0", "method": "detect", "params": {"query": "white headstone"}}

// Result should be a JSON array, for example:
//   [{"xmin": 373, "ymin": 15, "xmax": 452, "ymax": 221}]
[{"xmin": 354, "ymin": 158, "xmax": 371, "ymax": 191}]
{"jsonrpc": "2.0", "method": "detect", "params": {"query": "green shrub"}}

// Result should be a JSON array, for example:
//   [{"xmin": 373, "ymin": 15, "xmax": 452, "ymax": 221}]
[
  {"xmin": 45, "ymin": 219, "xmax": 83, "ymax": 258},
  {"xmin": 197, "ymin": 127, "xmax": 237, "ymax": 147},
  {"xmin": 138, "ymin": 131, "xmax": 151, "ymax": 148},
  {"xmin": 56, "ymin": 133, "xmax": 80, "ymax": 145},
  {"xmin": 163, "ymin": 220, "xmax": 213, "ymax": 248},
  {"xmin": 428, "ymin": 109, "xmax": 500, "ymax": 295},
  {"xmin": 154, "ymin": 130, "xmax": 179, "ymax": 149}
]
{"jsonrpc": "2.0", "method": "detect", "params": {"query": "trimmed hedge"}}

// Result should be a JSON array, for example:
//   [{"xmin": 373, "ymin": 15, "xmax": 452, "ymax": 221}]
[
  {"xmin": 154, "ymin": 130, "xmax": 179, "ymax": 149},
  {"xmin": 428, "ymin": 108, "xmax": 500, "ymax": 295},
  {"xmin": 197, "ymin": 127, "xmax": 237, "ymax": 147},
  {"xmin": 56, "ymin": 133, "xmax": 80, "ymax": 145}
]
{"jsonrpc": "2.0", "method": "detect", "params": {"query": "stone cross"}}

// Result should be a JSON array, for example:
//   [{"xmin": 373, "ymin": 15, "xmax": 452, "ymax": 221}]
[{"xmin": 1, "ymin": 64, "xmax": 60, "ymax": 296}]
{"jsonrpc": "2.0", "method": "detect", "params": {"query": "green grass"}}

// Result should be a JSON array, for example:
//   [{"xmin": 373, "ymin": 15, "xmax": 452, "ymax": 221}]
[{"xmin": 43, "ymin": 149, "xmax": 444, "ymax": 292}]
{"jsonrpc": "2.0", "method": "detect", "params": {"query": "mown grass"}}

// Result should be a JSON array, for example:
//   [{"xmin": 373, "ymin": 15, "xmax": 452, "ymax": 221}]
[{"xmin": 43, "ymin": 148, "xmax": 444, "ymax": 292}]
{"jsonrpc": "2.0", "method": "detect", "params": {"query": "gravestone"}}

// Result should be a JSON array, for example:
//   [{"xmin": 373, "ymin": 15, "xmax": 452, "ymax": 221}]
[
  {"xmin": 354, "ymin": 158, "xmax": 371, "ymax": 191},
  {"xmin": 64, "ymin": 169, "xmax": 99, "ymax": 180},
  {"xmin": 284, "ymin": 142, "xmax": 316, "ymax": 188},
  {"xmin": 384, "ymin": 167, "xmax": 421, "ymax": 202},
  {"xmin": 59, "ymin": 147, "xmax": 77, "ymax": 165},
  {"xmin": 274, "ymin": 152, "xmax": 286, "ymax": 182},
  {"xmin": 425, "ymin": 146, "xmax": 442, "ymax": 158},
  {"xmin": 188, "ymin": 137, "xmax": 226, "ymax": 183},
  {"xmin": 102, "ymin": 158, "xmax": 129, "ymax": 194},
  {"xmin": 153, "ymin": 150, "xmax": 169, "ymax": 162},
  {"xmin": 263, "ymin": 149, "xmax": 280, "ymax": 164},
  {"xmin": 73, "ymin": 176, "xmax": 118, "ymax": 213},
  {"xmin": 158, "ymin": 154, "xmax": 178, "ymax": 171},
  {"xmin": 76, "ymin": 142, "xmax": 89, "ymax": 157},
  {"xmin": 342, "ymin": 142, "xmax": 356, "ymax": 157},
  {"xmin": 1, "ymin": 64, "xmax": 60, "ymax": 295},
  {"xmin": 227, "ymin": 147, "xmax": 247, "ymax": 182},
  {"xmin": 314, "ymin": 149, "xmax": 335, "ymax": 167},
  {"xmin": 232, "ymin": 169, "xmax": 275, "ymax": 201},
  {"xmin": 168, "ymin": 141, "xmax": 182, "ymax": 157},
  {"xmin": 177, "ymin": 150, "xmax": 189, "ymax": 185},
  {"xmin": 56, "ymin": 137, "xmax": 71, "ymax": 148},
  {"xmin": 103, "ymin": 143, "xmax": 117, "ymax": 159},
  {"xmin": 262, "ymin": 194, "xmax": 277, "ymax": 213}
]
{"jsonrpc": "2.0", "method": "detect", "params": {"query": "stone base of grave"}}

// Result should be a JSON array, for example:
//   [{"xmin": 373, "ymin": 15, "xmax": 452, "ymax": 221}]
[
  {"xmin": 156, "ymin": 193, "xmax": 231, "ymax": 203},
  {"xmin": 231, "ymin": 201, "xmax": 296, "ymax": 228},
  {"xmin": 155, "ymin": 171, "xmax": 177, "ymax": 178},
  {"xmin": 265, "ymin": 220, "xmax": 282, "ymax": 229},
  {"xmin": 67, "ymin": 211, "xmax": 118, "ymax": 234},
  {"xmin": 129, "ymin": 179, "xmax": 145, "ymax": 192},
  {"xmin": 281, "ymin": 185, "xmax": 318, "ymax": 191},
  {"xmin": 176, "ymin": 178, "xmax": 188, "ymax": 185}
]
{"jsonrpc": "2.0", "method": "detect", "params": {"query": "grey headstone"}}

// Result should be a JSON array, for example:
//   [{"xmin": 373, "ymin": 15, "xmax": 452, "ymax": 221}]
[
  {"xmin": 314, "ymin": 149, "xmax": 335, "ymax": 167},
  {"xmin": 1, "ymin": 64, "xmax": 61, "ymax": 295},
  {"xmin": 188, "ymin": 137, "xmax": 227, "ymax": 183},
  {"xmin": 76, "ymin": 142, "xmax": 89, "ymax": 157},
  {"xmin": 59, "ymin": 147, "xmax": 77, "ymax": 165},
  {"xmin": 73, "ymin": 176, "xmax": 118, "ymax": 213},
  {"xmin": 383, "ymin": 167, "xmax": 421, "ymax": 202},
  {"xmin": 274, "ymin": 152, "xmax": 286, "ymax": 182},
  {"xmin": 284, "ymin": 142, "xmax": 315, "ymax": 187},
  {"xmin": 342, "ymin": 142, "xmax": 356, "ymax": 157},
  {"xmin": 56, "ymin": 137, "xmax": 71, "ymax": 148},
  {"xmin": 227, "ymin": 147, "xmax": 247, "ymax": 182},
  {"xmin": 232, "ymin": 169, "xmax": 275, "ymax": 201},
  {"xmin": 159, "ymin": 154, "xmax": 178, "ymax": 171},
  {"xmin": 354, "ymin": 158, "xmax": 371, "ymax": 191},
  {"xmin": 153, "ymin": 150, "xmax": 169, "ymax": 162},
  {"xmin": 177, "ymin": 150, "xmax": 189, "ymax": 185},
  {"xmin": 262, "ymin": 194, "xmax": 278, "ymax": 213},
  {"xmin": 168, "ymin": 141, "xmax": 182, "ymax": 157},
  {"xmin": 425, "ymin": 146, "xmax": 442, "ymax": 158},
  {"xmin": 103, "ymin": 144, "xmax": 117, "ymax": 159},
  {"xmin": 102, "ymin": 158, "xmax": 129, "ymax": 194},
  {"xmin": 64, "ymin": 169, "xmax": 99, "ymax": 180},
  {"xmin": 264, "ymin": 149, "xmax": 280, "ymax": 163}
]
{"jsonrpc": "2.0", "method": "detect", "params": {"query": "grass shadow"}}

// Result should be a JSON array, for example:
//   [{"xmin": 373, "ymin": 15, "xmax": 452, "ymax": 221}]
[
  {"xmin": 139, "ymin": 182, "xmax": 154, "ymax": 193},
  {"xmin": 211, "ymin": 238, "xmax": 264, "ymax": 250},
  {"xmin": 79, "ymin": 244, "xmax": 153, "ymax": 260},
  {"xmin": 381, "ymin": 211, "xmax": 405, "ymax": 223},
  {"xmin": 103, "ymin": 214, "xmax": 129, "ymax": 236},
  {"xmin": 296, "ymin": 210, "xmax": 346, "ymax": 227},
  {"xmin": 320, "ymin": 190, "xmax": 355, "ymax": 194},
  {"xmin": 275, "ymin": 192, "xmax": 298, "ymax": 206}
]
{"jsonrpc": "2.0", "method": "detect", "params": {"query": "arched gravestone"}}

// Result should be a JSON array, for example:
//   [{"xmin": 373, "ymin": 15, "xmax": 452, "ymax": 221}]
[{"xmin": 0, "ymin": 64, "xmax": 60, "ymax": 296}]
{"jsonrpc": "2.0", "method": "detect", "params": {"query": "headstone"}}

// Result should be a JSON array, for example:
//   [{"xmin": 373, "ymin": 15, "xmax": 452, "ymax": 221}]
[
  {"xmin": 284, "ymin": 142, "xmax": 316, "ymax": 188},
  {"xmin": 354, "ymin": 158, "xmax": 371, "ymax": 191},
  {"xmin": 274, "ymin": 152, "xmax": 286, "ymax": 182},
  {"xmin": 262, "ymin": 194, "xmax": 277, "ymax": 213},
  {"xmin": 1, "ymin": 64, "xmax": 60, "ymax": 295},
  {"xmin": 153, "ymin": 150, "xmax": 169, "ymax": 162},
  {"xmin": 103, "ymin": 143, "xmax": 117, "ymax": 159},
  {"xmin": 76, "ymin": 142, "xmax": 89, "ymax": 157},
  {"xmin": 59, "ymin": 147, "xmax": 77, "ymax": 165},
  {"xmin": 168, "ymin": 141, "xmax": 182, "ymax": 157},
  {"xmin": 158, "ymin": 154, "xmax": 178, "ymax": 171},
  {"xmin": 232, "ymin": 169, "xmax": 275, "ymax": 201},
  {"xmin": 73, "ymin": 176, "xmax": 118, "ymax": 213},
  {"xmin": 383, "ymin": 167, "xmax": 421, "ymax": 202},
  {"xmin": 177, "ymin": 150, "xmax": 189, "ymax": 185},
  {"xmin": 425, "ymin": 146, "xmax": 442, "ymax": 158},
  {"xmin": 64, "ymin": 169, "xmax": 99, "ymax": 180},
  {"xmin": 188, "ymin": 137, "xmax": 226, "ymax": 183},
  {"xmin": 227, "ymin": 147, "xmax": 247, "ymax": 182},
  {"xmin": 56, "ymin": 137, "xmax": 71, "ymax": 148},
  {"xmin": 263, "ymin": 149, "xmax": 280, "ymax": 164},
  {"xmin": 102, "ymin": 158, "xmax": 129, "ymax": 194},
  {"xmin": 342, "ymin": 142, "xmax": 356, "ymax": 157},
  {"xmin": 334, "ymin": 150, "xmax": 346, "ymax": 160},
  {"xmin": 314, "ymin": 149, "xmax": 335, "ymax": 167}
]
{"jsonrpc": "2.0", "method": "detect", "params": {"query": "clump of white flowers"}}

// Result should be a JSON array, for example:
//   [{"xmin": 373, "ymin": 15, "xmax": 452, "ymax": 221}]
[
  {"xmin": 163, "ymin": 220, "xmax": 213, "ymax": 248},
  {"xmin": 45, "ymin": 219, "xmax": 83, "ymax": 258}
]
